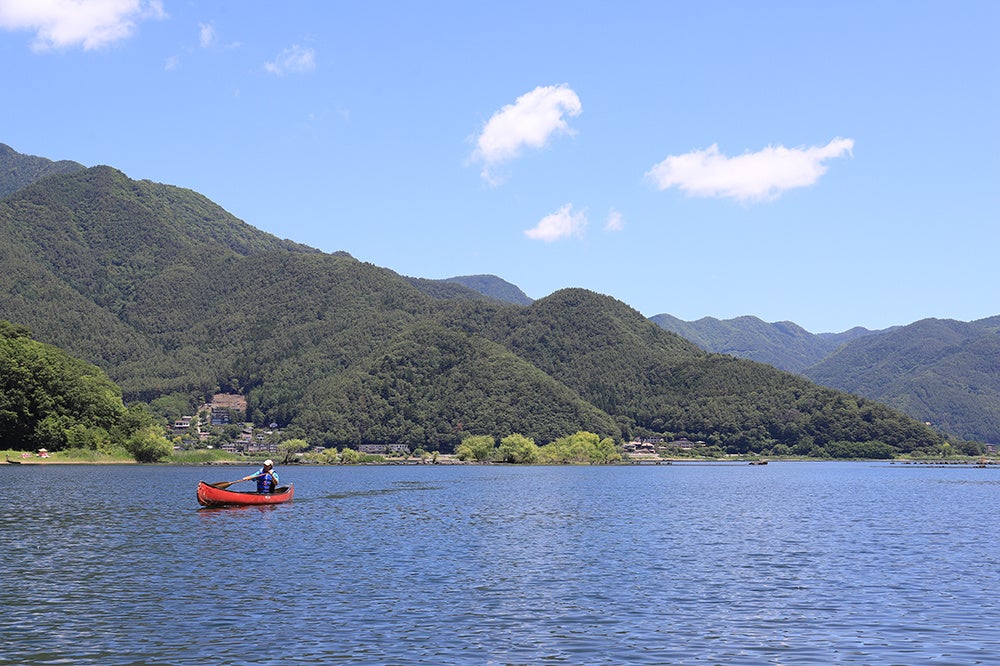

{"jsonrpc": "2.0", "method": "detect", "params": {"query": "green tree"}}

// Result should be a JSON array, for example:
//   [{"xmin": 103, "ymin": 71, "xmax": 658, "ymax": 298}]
[
  {"xmin": 339, "ymin": 447, "xmax": 361, "ymax": 464},
  {"xmin": 497, "ymin": 433, "xmax": 539, "ymax": 464},
  {"xmin": 65, "ymin": 423, "xmax": 114, "ymax": 453},
  {"xmin": 538, "ymin": 431, "xmax": 621, "ymax": 464},
  {"xmin": 591, "ymin": 435, "xmax": 622, "ymax": 464},
  {"xmin": 278, "ymin": 437, "xmax": 309, "ymax": 464},
  {"xmin": 113, "ymin": 404, "xmax": 162, "ymax": 442},
  {"xmin": 825, "ymin": 440, "xmax": 897, "ymax": 459},
  {"xmin": 455, "ymin": 435, "xmax": 495, "ymax": 462},
  {"xmin": 0, "ymin": 322, "xmax": 130, "ymax": 452},
  {"xmin": 149, "ymin": 392, "xmax": 195, "ymax": 422},
  {"xmin": 126, "ymin": 425, "xmax": 173, "ymax": 463}
]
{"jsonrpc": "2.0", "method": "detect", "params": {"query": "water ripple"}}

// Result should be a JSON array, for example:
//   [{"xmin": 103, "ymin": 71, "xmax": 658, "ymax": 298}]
[{"xmin": 3, "ymin": 463, "xmax": 1000, "ymax": 664}]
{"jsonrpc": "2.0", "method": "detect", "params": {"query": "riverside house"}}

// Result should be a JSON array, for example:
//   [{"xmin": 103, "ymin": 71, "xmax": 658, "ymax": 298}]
[{"xmin": 358, "ymin": 443, "xmax": 411, "ymax": 455}]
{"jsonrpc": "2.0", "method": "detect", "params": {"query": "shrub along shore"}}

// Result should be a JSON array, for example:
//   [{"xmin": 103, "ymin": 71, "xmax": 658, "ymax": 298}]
[{"xmin": 4, "ymin": 447, "xmax": 995, "ymax": 467}]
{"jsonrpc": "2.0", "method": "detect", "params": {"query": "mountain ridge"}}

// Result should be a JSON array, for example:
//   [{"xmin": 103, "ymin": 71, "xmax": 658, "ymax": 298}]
[
  {"xmin": 652, "ymin": 312, "xmax": 1000, "ymax": 443},
  {"xmin": 0, "ymin": 144, "xmax": 951, "ymax": 453},
  {"xmin": 0, "ymin": 142, "xmax": 86, "ymax": 199}
]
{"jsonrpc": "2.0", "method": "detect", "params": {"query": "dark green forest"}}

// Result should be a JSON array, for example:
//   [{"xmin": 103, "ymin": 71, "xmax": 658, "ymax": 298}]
[
  {"xmin": 654, "ymin": 309, "xmax": 1000, "ymax": 444},
  {"xmin": 0, "ymin": 143, "xmax": 85, "ymax": 199},
  {"xmin": 439, "ymin": 274, "xmax": 534, "ymax": 305},
  {"xmin": 650, "ymin": 313, "xmax": 852, "ymax": 372},
  {"xmin": 0, "ymin": 321, "xmax": 167, "ymax": 460},
  {"xmin": 0, "ymin": 153, "xmax": 953, "ymax": 456},
  {"xmin": 803, "ymin": 317, "xmax": 1000, "ymax": 444}
]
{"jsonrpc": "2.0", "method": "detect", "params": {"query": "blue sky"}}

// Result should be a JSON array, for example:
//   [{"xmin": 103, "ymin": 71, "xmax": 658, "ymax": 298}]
[{"xmin": 1, "ymin": 1, "xmax": 997, "ymax": 333}]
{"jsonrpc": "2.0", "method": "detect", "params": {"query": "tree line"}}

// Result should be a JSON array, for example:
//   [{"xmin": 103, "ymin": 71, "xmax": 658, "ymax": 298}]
[{"xmin": 0, "ymin": 321, "xmax": 171, "ymax": 461}]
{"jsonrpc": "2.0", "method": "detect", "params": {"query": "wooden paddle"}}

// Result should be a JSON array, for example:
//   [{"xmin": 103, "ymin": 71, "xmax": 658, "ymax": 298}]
[{"xmin": 210, "ymin": 478, "xmax": 247, "ymax": 490}]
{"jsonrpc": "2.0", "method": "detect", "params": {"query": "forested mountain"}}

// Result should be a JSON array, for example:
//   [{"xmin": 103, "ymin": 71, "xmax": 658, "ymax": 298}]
[
  {"xmin": 651, "ymin": 311, "xmax": 1000, "ymax": 444},
  {"xmin": 0, "ymin": 156, "xmax": 949, "ymax": 454},
  {"xmin": 443, "ymin": 274, "xmax": 534, "ymax": 305},
  {"xmin": 0, "ymin": 320, "xmax": 166, "ymax": 458},
  {"xmin": 0, "ymin": 165, "xmax": 319, "ymax": 383},
  {"xmin": 403, "ymin": 275, "xmax": 494, "ymax": 302},
  {"xmin": 404, "ymin": 274, "xmax": 533, "ymax": 306},
  {"xmin": 651, "ymin": 314, "xmax": 836, "ymax": 372},
  {"xmin": 816, "ymin": 326, "xmax": 884, "ymax": 347},
  {"xmin": 803, "ymin": 317, "xmax": 1000, "ymax": 443},
  {"xmin": 1, "ymin": 143, "xmax": 85, "ymax": 199},
  {"xmin": 649, "ymin": 313, "xmax": 881, "ymax": 373}
]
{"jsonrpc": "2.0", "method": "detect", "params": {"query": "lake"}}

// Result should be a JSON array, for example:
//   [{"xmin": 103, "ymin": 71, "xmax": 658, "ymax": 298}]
[{"xmin": 2, "ymin": 462, "xmax": 999, "ymax": 665}]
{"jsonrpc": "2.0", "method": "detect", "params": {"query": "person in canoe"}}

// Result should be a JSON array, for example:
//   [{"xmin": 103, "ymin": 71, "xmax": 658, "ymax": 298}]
[{"xmin": 242, "ymin": 459, "xmax": 280, "ymax": 494}]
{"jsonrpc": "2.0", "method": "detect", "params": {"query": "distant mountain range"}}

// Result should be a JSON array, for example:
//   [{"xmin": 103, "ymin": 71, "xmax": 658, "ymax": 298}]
[
  {"xmin": 403, "ymin": 274, "xmax": 533, "ymax": 306},
  {"xmin": 443, "ymin": 275, "xmax": 534, "ymax": 306},
  {"xmin": 651, "ymin": 313, "xmax": 1000, "ymax": 444},
  {"xmin": 0, "ymin": 142, "xmax": 946, "ymax": 455},
  {"xmin": 648, "ymin": 314, "xmax": 879, "ymax": 372}
]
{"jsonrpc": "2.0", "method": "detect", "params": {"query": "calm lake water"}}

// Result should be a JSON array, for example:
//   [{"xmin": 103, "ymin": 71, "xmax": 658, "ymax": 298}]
[{"xmin": 2, "ymin": 462, "xmax": 999, "ymax": 665}]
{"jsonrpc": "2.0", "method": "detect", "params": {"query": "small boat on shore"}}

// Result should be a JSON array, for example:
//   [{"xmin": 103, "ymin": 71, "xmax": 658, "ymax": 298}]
[{"xmin": 197, "ymin": 480, "xmax": 294, "ymax": 508}]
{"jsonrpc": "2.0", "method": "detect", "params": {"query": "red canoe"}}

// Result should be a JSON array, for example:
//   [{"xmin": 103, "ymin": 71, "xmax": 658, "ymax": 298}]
[{"xmin": 197, "ymin": 480, "xmax": 294, "ymax": 507}]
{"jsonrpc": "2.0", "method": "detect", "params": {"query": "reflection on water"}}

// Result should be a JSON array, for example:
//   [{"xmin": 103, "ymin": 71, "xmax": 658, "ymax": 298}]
[
  {"xmin": 2, "ymin": 463, "xmax": 1000, "ymax": 664},
  {"xmin": 318, "ymin": 481, "xmax": 444, "ymax": 501}
]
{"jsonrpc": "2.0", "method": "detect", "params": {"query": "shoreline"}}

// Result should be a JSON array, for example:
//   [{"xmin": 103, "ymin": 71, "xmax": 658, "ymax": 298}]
[{"xmin": 4, "ymin": 455, "xmax": 997, "ymax": 467}]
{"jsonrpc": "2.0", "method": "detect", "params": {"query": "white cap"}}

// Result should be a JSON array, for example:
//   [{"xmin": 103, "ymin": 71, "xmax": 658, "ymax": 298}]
[{"xmin": 264, "ymin": 459, "xmax": 273, "ymax": 467}]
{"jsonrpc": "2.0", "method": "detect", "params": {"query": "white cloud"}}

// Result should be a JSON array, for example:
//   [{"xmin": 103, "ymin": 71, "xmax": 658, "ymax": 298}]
[
  {"xmin": 646, "ymin": 137, "xmax": 855, "ymax": 203},
  {"xmin": 264, "ymin": 44, "xmax": 316, "ymax": 76},
  {"xmin": 605, "ymin": 209, "xmax": 624, "ymax": 232},
  {"xmin": 198, "ymin": 21, "xmax": 215, "ymax": 48},
  {"xmin": 525, "ymin": 204, "xmax": 587, "ymax": 243},
  {"xmin": 471, "ymin": 83, "xmax": 582, "ymax": 184},
  {"xmin": 0, "ymin": 0, "xmax": 165, "ymax": 51}
]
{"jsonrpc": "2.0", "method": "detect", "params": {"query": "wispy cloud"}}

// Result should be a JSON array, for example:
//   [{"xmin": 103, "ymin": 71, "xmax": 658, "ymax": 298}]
[
  {"xmin": 525, "ymin": 204, "xmax": 587, "ymax": 242},
  {"xmin": 0, "ymin": 0, "xmax": 165, "ymax": 51},
  {"xmin": 604, "ymin": 209, "xmax": 624, "ymax": 232},
  {"xmin": 646, "ymin": 138, "xmax": 855, "ymax": 203},
  {"xmin": 264, "ymin": 44, "xmax": 316, "ymax": 76},
  {"xmin": 166, "ymin": 21, "xmax": 239, "ymax": 70},
  {"xmin": 471, "ymin": 83, "xmax": 582, "ymax": 185},
  {"xmin": 198, "ymin": 22, "xmax": 215, "ymax": 48}
]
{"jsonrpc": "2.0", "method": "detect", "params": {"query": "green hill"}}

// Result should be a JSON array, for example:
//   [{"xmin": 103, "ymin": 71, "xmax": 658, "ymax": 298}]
[
  {"xmin": 0, "ymin": 320, "xmax": 165, "ymax": 458},
  {"xmin": 0, "ymin": 158, "xmax": 948, "ymax": 454},
  {"xmin": 404, "ymin": 274, "xmax": 534, "ymax": 305},
  {"xmin": 443, "ymin": 274, "xmax": 534, "ymax": 305},
  {"xmin": 0, "ymin": 143, "xmax": 85, "ymax": 199},
  {"xmin": 653, "ymin": 309, "xmax": 1000, "ymax": 445},
  {"xmin": 804, "ymin": 317, "xmax": 1000, "ymax": 443},
  {"xmin": 650, "ymin": 313, "xmax": 882, "ymax": 372}
]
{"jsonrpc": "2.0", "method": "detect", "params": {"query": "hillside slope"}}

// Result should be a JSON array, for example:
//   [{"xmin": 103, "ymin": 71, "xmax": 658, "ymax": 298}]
[
  {"xmin": 650, "ymin": 314, "xmax": 843, "ymax": 372},
  {"xmin": 444, "ymin": 274, "xmax": 534, "ymax": 305},
  {"xmin": 804, "ymin": 317, "xmax": 1000, "ymax": 442},
  {"xmin": 0, "ymin": 143, "xmax": 85, "ymax": 199},
  {"xmin": 652, "ymin": 310, "xmax": 1000, "ymax": 443}
]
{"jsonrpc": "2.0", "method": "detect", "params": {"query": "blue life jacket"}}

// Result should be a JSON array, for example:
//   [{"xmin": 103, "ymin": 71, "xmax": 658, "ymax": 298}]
[{"xmin": 257, "ymin": 470, "xmax": 278, "ymax": 494}]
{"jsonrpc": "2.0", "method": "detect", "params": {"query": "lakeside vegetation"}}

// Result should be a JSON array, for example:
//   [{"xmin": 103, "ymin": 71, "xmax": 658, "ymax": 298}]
[
  {"xmin": 5, "ymin": 444, "xmax": 995, "ymax": 466},
  {"xmin": 9, "ymin": 417, "xmax": 988, "ymax": 465},
  {"xmin": 0, "ymin": 321, "xmax": 171, "ymax": 462}
]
